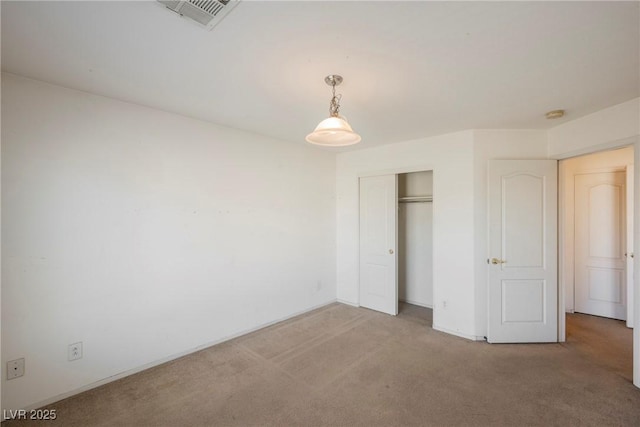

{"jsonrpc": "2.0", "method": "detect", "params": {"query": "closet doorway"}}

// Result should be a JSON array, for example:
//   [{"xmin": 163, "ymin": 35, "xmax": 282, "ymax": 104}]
[
  {"xmin": 359, "ymin": 170, "xmax": 433, "ymax": 321},
  {"xmin": 398, "ymin": 171, "xmax": 434, "ymax": 312}
]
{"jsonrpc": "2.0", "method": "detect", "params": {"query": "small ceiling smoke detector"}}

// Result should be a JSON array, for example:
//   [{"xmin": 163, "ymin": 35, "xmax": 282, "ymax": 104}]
[
  {"xmin": 157, "ymin": 0, "xmax": 239, "ymax": 30},
  {"xmin": 545, "ymin": 109, "xmax": 565, "ymax": 119}
]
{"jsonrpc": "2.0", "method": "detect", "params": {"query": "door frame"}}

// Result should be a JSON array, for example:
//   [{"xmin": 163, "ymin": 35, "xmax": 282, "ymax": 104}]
[
  {"xmin": 357, "ymin": 164, "xmax": 435, "ymax": 314},
  {"xmin": 560, "ymin": 163, "xmax": 630, "ymax": 325},
  {"xmin": 553, "ymin": 136, "xmax": 639, "ymax": 389}
]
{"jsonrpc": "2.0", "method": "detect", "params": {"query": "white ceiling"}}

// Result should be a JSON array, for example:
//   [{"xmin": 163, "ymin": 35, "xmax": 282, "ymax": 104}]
[{"xmin": 2, "ymin": 1, "xmax": 639, "ymax": 150}]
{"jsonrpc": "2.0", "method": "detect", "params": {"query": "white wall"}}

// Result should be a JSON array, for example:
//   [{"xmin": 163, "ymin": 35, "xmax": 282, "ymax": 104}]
[
  {"xmin": 336, "ymin": 131, "xmax": 479, "ymax": 339},
  {"xmin": 398, "ymin": 171, "xmax": 433, "ymax": 308},
  {"xmin": 560, "ymin": 147, "xmax": 634, "ymax": 312},
  {"xmin": 1, "ymin": 73, "xmax": 337, "ymax": 410},
  {"xmin": 472, "ymin": 130, "xmax": 548, "ymax": 338}
]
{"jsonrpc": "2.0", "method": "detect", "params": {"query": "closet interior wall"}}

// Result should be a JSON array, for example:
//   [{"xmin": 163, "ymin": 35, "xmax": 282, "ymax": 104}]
[{"xmin": 398, "ymin": 171, "xmax": 433, "ymax": 308}]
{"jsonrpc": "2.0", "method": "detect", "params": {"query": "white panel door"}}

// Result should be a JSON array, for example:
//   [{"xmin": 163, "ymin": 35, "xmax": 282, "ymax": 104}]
[
  {"xmin": 627, "ymin": 165, "xmax": 634, "ymax": 328},
  {"xmin": 359, "ymin": 175, "xmax": 398, "ymax": 315},
  {"xmin": 488, "ymin": 160, "xmax": 558, "ymax": 343},
  {"xmin": 575, "ymin": 171, "xmax": 626, "ymax": 320}
]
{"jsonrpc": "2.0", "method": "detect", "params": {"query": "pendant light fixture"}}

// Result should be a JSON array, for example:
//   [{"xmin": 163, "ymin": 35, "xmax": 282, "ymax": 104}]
[{"xmin": 305, "ymin": 75, "xmax": 361, "ymax": 146}]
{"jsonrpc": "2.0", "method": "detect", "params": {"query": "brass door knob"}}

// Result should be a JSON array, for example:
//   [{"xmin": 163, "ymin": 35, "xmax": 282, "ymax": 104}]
[
  {"xmin": 389, "ymin": 249, "xmax": 394, "ymax": 254},
  {"xmin": 491, "ymin": 258, "xmax": 506, "ymax": 264}
]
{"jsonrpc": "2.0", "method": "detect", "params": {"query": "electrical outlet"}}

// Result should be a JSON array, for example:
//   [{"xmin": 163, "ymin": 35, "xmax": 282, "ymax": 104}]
[
  {"xmin": 68, "ymin": 342, "xmax": 83, "ymax": 361},
  {"xmin": 7, "ymin": 358, "xmax": 25, "ymax": 380}
]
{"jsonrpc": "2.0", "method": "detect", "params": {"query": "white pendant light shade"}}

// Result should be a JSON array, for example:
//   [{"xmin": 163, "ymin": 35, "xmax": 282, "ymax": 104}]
[
  {"xmin": 306, "ymin": 74, "xmax": 361, "ymax": 147},
  {"xmin": 305, "ymin": 116, "xmax": 361, "ymax": 146}
]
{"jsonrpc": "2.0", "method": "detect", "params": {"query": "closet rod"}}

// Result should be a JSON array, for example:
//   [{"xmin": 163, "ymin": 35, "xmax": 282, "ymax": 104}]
[{"xmin": 398, "ymin": 196, "xmax": 433, "ymax": 203}]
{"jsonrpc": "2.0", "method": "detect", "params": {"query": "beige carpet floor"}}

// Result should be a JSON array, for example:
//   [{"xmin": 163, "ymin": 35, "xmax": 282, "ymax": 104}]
[{"xmin": 5, "ymin": 302, "xmax": 640, "ymax": 426}]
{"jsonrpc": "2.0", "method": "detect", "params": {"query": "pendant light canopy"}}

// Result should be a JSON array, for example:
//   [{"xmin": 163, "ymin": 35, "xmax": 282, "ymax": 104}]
[{"xmin": 306, "ymin": 75, "xmax": 361, "ymax": 147}]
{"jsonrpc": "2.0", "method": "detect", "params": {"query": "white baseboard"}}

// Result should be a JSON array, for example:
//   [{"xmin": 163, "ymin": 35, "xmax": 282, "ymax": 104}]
[
  {"xmin": 432, "ymin": 324, "xmax": 484, "ymax": 341},
  {"xmin": 22, "ymin": 299, "xmax": 337, "ymax": 411},
  {"xmin": 399, "ymin": 299, "xmax": 433, "ymax": 309},
  {"xmin": 336, "ymin": 298, "xmax": 359, "ymax": 307},
  {"xmin": 338, "ymin": 299, "xmax": 434, "ymax": 309}
]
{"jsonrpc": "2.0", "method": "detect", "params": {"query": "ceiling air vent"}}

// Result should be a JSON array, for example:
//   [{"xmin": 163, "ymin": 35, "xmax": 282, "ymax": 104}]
[{"xmin": 158, "ymin": 0, "xmax": 239, "ymax": 30}]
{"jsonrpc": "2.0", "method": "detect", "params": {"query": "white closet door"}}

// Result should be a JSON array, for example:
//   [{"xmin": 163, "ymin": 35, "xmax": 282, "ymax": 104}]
[{"xmin": 359, "ymin": 175, "xmax": 398, "ymax": 315}]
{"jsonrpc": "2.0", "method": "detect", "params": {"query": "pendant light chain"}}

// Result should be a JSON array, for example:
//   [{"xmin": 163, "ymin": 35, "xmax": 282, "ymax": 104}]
[{"xmin": 329, "ymin": 81, "xmax": 342, "ymax": 118}]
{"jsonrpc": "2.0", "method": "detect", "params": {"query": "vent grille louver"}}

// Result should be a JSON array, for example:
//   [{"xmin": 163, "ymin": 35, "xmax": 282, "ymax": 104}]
[
  {"xmin": 157, "ymin": 0, "xmax": 238, "ymax": 30},
  {"xmin": 192, "ymin": 0, "xmax": 226, "ymax": 16}
]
